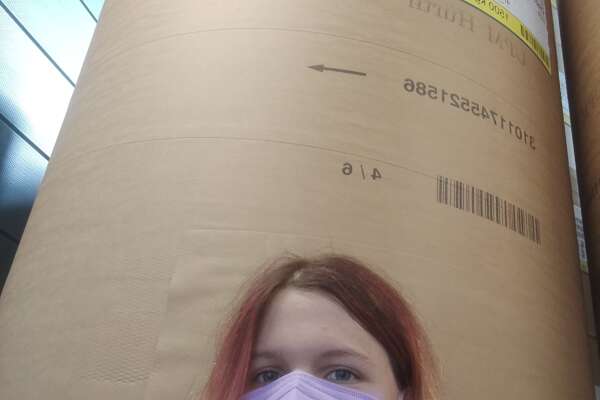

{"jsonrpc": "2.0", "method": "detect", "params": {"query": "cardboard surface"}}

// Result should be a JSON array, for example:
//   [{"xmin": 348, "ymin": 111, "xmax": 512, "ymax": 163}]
[
  {"xmin": 562, "ymin": 0, "xmax": 600, "ymax": 360},
  {"xmin": 0, "ymin": 0, "xmax": 593, "ymax": 399}
]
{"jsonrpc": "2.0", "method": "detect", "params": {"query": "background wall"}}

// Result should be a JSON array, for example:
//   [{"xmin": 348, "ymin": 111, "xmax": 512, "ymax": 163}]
[{"xmin": 0, "ymin": 0, "xmax": 104, "ymax": 290}]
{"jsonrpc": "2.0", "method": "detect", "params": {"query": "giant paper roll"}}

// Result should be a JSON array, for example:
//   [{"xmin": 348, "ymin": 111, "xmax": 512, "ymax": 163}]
[
  {"xmin": 0, "ymin": 1, "xmax": 593, "ymax": 399},
  {"xmin": 561, "ymin": 0, "xmax": 600, "ymax": 356}
]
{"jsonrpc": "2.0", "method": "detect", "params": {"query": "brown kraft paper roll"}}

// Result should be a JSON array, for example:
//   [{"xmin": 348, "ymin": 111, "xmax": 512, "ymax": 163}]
[{"xmin": 0, "ymin": 1, "xmax": 593, "ymax": 399}]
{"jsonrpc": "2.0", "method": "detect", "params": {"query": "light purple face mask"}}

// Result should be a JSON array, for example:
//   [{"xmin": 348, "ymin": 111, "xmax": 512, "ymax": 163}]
[{"xmin": 241, "ymin": 370, "xmax": 380, "ymax": 400}]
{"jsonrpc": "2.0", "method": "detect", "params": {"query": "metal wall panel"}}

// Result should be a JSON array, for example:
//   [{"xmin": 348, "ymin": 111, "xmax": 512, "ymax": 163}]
[
  {"xmin": 0, "ymin": 7, "xmax": 74, "ymax": 156},
  {"xmin": 0, "ymin": 234, "xmax": 16, "ymax": 289},
  {"xmin": 81, "ymin": 0, "xmax": 104, "ymax": 20},
  {"xmin": 2, "ymin": 0, "xmax": 97, "ymax": 82},
  {"xmin": 0, "ymin": 118, "xmax": 47, "ymax": 242}
]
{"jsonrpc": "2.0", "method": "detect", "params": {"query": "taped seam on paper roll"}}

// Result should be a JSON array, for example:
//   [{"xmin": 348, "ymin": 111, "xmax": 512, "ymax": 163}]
[{"xmin": 461, "ymin": 0, "xmax": 552, "ymax": 73}]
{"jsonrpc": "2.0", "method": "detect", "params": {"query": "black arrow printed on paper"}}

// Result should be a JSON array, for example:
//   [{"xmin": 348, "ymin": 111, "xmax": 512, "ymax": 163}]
[{"xmin": 308, "ymin": 64, "xmax": 367, "ymax": 76}]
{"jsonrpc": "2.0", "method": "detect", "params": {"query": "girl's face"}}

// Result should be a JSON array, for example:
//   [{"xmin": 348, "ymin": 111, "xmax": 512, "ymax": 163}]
[{"xmin": 248, "ymin": 288, "xmax": 402, "ymax": 400}]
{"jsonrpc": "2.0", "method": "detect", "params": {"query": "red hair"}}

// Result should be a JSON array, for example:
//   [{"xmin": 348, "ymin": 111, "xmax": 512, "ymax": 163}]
[{"xmin": 202, "ymin": 253, "xmax": 438, "ymax": 400}]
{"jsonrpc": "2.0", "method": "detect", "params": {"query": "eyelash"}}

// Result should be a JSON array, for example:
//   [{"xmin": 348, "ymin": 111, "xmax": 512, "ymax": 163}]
[
  {"xmin": 253, "ymin": 367, "xmax": 361, "ymax": 385},
  {"xmin": 253, "ymin": 369, "xmax": 283, "ymax": 385}
]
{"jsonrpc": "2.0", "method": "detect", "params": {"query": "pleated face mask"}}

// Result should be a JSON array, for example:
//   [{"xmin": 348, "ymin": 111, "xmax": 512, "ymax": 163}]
[{"xmin": 241, "ymin": 370, "xmax": 380, "ymax": 400}]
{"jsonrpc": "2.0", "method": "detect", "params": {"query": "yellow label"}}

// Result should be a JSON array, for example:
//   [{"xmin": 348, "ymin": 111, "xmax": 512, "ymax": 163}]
[{"xmin": 462, "ymin": 0, "xmax": 551, "ymax": 73}]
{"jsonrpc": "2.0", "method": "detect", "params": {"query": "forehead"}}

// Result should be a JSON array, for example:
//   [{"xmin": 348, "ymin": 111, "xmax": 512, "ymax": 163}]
[{"xmin": 253, "ymin": 288, "xmax": 385, "ymax": 360}]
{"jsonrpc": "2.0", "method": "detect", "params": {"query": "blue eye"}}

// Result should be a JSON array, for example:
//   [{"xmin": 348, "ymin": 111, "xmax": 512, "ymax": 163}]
[
  {"xmin": 325, "ymin": 368, "xmax": 358, "ymax": 383},
  {"xmin": 255, "ymin": 370, "xmax": 282, "ymax": 385}
]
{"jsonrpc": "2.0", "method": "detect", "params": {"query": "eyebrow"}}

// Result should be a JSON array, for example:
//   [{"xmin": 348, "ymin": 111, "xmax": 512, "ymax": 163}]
[
  {"xmin": 251, "ymin": 347, "xmax": 373, "ymax": 364},
  {"xmin": 316, "ymin": 348, "xmax": 372, "ymax": 363}
]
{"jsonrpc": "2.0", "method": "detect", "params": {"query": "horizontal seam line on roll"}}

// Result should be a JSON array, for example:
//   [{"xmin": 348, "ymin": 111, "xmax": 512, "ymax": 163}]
[
  {"xmin": 49, "ymin": 135, "xmax": 436, "ymax": 180},
  {"xmin": 89, "ymin": 26, "xmax": 540, "ymax": 130}
]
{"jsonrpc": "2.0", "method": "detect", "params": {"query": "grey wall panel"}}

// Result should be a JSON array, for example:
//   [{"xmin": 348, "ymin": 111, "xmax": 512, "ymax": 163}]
[
  {"xmin": 0, "ymin": 118, "xmax": 47, "ymax": 241},
  {"xmin": 0, "ymin": 7, "xmax": 74, "ymax": 156},
  {"xmin": 2, "ymin": 0, "xmax": 97, "ymax": 83}
]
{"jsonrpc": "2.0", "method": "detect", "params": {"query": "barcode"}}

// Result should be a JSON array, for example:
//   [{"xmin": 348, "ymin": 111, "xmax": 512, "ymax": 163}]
[
  {"xmin": 520, "ymin": 24, "xmax": 550, "ymax": 68},
  {"xmin": 436, "ymin": 176, "xmax": 541, "ymax": 244}
]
